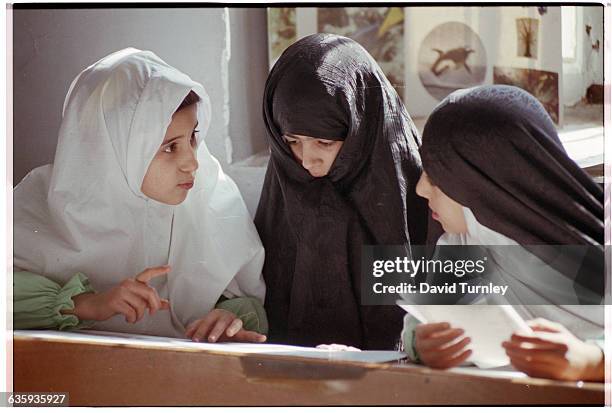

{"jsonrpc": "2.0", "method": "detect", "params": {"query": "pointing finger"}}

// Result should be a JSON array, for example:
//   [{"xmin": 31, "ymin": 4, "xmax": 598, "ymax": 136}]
[{"xmin": 136, "ymin": 265, "xmax": 171, "ymax": 283}]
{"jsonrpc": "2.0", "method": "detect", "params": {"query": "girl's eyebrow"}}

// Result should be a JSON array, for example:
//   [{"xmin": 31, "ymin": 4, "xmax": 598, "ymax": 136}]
[
  {"xmin": 285, "ymin": 134, "xmax": 334, "ymax": 142},
  {"xmin": 162, "ymin": 122, "xmax": 199, "ymax": 145},
  {"xmin": 163, "ymin": 135, "xmax": 183, "ymax": 145}
]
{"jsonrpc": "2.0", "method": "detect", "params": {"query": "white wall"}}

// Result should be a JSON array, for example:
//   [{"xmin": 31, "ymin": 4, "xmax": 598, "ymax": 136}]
[
  {"xmin": 228, "ymin": 8, "xmax": 269, "ymax": 163},
  {"xmin": 562, "ymin": 6, "xmax": 604, "ymax": 106},
  {"xmin": 12, "ymin": 7, "xmax": 269, "ymax": 215}
]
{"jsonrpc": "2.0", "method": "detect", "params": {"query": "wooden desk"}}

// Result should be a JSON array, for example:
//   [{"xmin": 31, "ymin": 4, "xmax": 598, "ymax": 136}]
[{"xmin": 12, "ymin": 333, "xmax": 604, "ymax": 406}]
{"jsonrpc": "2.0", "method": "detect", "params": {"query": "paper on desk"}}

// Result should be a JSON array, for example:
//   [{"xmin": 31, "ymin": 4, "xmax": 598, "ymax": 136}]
[
  {"xmin": 13, "ymin": 330, "xmax": 406, "ymax": 364},
  {"xmin": 399, "ymin": 304, "xmax": 531, "ymax": 368}
]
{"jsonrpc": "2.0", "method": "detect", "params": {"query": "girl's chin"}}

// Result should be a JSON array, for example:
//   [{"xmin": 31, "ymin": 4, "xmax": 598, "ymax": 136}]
[
  {"xmin": 441, "ymin": 225, "xmax": 467, "ymax": 235},
  {"xmin": 155, "ymin": 193, "xmax": 188, "ymax": 206},
  {"xmin": 439, "ymin": 221, "xmax": 454, "ymax": 233},
  {"xmin": 308, "ymin": 170, "xmax": 330, "ymax": 178}
]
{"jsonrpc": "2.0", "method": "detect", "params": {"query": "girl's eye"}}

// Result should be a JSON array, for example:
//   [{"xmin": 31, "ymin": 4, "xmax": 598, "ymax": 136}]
[
  {"xmin": 317, "ymin": 140, "xmax": 333, "ymax": 147},
  {"xmin": 162, "ymin": 143, "xmax": 177, "ymax": 153},
  {"xmin": 286, "ymin": 139, "xmax": 298, "ymax": 145},
  {"xmin": 191, "ymin": 130, "xmax": 199, "ymax": 147}
]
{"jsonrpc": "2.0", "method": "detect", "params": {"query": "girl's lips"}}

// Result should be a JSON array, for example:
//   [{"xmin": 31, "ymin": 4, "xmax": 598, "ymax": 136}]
[
  {"xmin": 432, "ymin": 211, "xmax": 439, "ymax": 220},
  {"xmin": 178, "ymin": 182, "xmax": 194, "ymax": 190}
]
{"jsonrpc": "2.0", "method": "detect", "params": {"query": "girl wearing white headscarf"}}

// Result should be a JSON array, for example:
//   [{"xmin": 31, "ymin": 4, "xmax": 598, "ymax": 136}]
[
  {"xmin": 401, "ymin": 85, "xmax": 604, "ymax": 381},
  {"xmin": 13, "ymin": 48, "xmax": 267, "ymax": 341}
]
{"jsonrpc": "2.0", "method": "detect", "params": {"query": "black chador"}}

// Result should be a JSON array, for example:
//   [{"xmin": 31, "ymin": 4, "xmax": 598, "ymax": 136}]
[{"xmin": 255, "ymin": 34, "xmax": 430, "ymax": 349}]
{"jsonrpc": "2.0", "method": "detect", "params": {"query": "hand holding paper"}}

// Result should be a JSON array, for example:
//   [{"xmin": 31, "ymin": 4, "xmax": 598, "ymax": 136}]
[
  {"xmin": 401, "ymin": 304, "xmax": 531, "ymax": 368},
  {"xmin": 502, "ymin": 318, "xmax": 604, "ymax": 381},
  {"xmin": 414, "ymin": 322, "xmax": 472, "ymax": 369}
]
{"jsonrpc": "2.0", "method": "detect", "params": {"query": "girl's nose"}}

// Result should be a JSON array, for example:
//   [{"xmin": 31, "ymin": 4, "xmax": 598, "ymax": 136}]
[
  {"xmin": 415, "ymin": 173, "xmax": 431, "ymax": 199},
  {"xmin": 180, "ymin": 149, "xmax": 199, "ymax": 173},
  {"xmin": 301, "ymin": 148, "xmax": 320, "ymax": 171}
]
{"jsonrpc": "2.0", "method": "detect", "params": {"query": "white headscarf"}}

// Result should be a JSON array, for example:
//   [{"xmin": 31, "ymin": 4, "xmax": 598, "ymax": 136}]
[
  {"xmin": 436, "ymin": 207, "xmax": 603, "ymax": 340},
  {"xmin": 13, "ymin": 48, "xmax": 266, "ymax": 337}
]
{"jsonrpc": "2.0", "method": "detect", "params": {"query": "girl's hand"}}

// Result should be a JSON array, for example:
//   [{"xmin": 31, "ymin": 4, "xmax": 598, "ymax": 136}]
[
  {"xmin": 185, "ymin": 309, "xmax": 267, "ymax": 343},
  {"xmin": 68, "ymin": 266, "xmax": 171, "ymax": 323},
  {"xmin": 502, "ymin": 318, "xmax": 604, "ymax": 382},
  {"xmin": 415, "ymin": 322, "xmax": 472, "ymax": 369}
]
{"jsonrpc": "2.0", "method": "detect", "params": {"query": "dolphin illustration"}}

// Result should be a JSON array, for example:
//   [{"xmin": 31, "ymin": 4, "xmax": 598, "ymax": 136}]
[{"xmin": 430, "ymin": 47, "xmax": 475, "ymax": 77}]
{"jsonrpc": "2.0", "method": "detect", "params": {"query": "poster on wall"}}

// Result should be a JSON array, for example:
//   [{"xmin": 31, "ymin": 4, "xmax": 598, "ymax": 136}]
[
  {"xmin": 417, "ymin": 21, "xmax": 487, "ymax": 101},
  {"xmin": 317, "ymin": 7, "xmax": 405, "ymax": 98},
  {"xmin": 516, "ymin": 18, "xmax": 539, "ymax": 58},
  {"xmin": 267, "ymin": 7, "xmax": 297, "ymax": 68},
  {"xmin": 493, "ymin": 66, "xmax": 559, "ymax": 123}
]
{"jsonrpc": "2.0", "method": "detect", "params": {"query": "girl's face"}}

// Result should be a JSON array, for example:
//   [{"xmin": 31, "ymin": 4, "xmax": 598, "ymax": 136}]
[
  {"xmin": 283, "ymin": 134, "xmax": 344, "ymax": 177},
  {"xmin": 141, "ymin": 104, "xmax": 199, "ymax": 205},
  {"xmin": 416, "ymin": 172, "xmax": 468, "ymax": 234}
]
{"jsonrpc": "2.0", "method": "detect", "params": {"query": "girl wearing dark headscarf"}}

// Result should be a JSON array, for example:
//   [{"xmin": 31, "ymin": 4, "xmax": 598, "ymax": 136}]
[
  {"xmin": 402, "ymin": 85, "xmax": 604, "ymax": 381},
  {"xmin": 255, "ymin": 33, "xmax": 430, "ymax": 350}
]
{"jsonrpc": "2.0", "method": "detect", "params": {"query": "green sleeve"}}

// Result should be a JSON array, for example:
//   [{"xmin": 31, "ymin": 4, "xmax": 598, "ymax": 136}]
[
  {"xmin": 215, "ymin": 296, "xmax": 268, "ymax": 335},
  {"xmin": 13, "ymin": 271, "xmax": 96, "ymax": 331},
  {"xmin": 401, "ymin": 315, "xmax": 421, "ymax": 363}
]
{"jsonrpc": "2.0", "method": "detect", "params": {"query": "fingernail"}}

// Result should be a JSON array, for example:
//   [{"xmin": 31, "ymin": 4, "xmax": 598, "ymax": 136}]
[
  {"xmin": 208, "ymin": 335, "xmax": 217, "ymax": 342},
  {"xmin": 193, "ymin": 337, "xmax": 200, "ymax": 342}
]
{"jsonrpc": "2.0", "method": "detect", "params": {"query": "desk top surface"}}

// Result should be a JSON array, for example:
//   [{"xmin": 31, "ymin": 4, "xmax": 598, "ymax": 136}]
[{"xmin": 11, "ymin": 330, "xmax": 605, "ymax": 406}]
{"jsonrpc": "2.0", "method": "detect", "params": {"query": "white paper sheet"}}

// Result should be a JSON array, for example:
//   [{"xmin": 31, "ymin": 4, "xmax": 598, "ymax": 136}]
[
  {"xmin": 399, "ymin": 304, "xmax": 531, "ymax": 368},
  {"xmin": 13, "ymin": 330, "xmax": 406, "ymax": 364}
]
